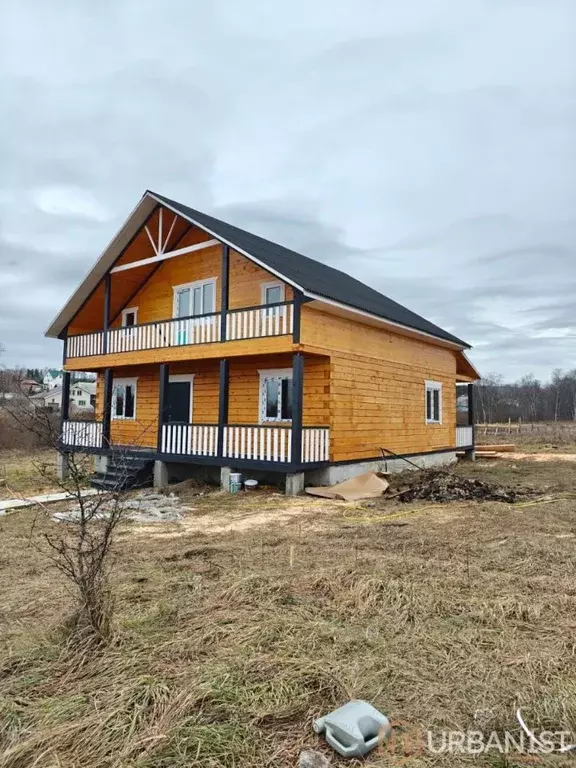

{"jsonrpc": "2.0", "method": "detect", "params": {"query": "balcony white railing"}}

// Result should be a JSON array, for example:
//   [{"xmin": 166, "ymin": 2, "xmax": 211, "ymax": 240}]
[
  {"xmin": 160, "ymin": 423, "xmax": 218, "ymax": 456},
  {"xmin": 226, "ymin": 303, "xmax": 294, "ymax": 341},
  {"xmin": 106, "ymin": 314, "xmax": 221, "ymax": 354},
  {"xmin": 62, "ymin": 420, "xmax": 103, "ymax": 448},
  {"xmin": 66, "ymin": 333, "xmax": 104, "ymax": 358},
  {"xmin": 456, "ymin": 425, "xmax": 474, "ymax": 447},
  {"xmin": 65, "ymin": 302, "xmax": 295, "ymax": 359}
]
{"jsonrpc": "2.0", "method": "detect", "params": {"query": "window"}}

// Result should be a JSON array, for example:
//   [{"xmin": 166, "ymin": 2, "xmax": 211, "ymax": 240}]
[
  {"xmin": 425, "ymin": 381, "xmax": 442, "ymax": 424},
  {"xmin": 122, "ymin": 307, "xmax": 138, "ymax": 327},
  {"xmin": 112, "ymin": 378, "xmax": 137, "ymax": 420},
  {"xmin": 261, "ymin": 282, "xmax": 285, "ymax": 305},
  {"xmin": 173, "ymin": 279, "xmax": 216, "ymax": 318},
  {"xmin": 259, "ymin": 369, "xmax": 292, "ymax": 422},
  {"xmin": 77, "ymin": 400, "xmax": 86, "ymax": 406}
]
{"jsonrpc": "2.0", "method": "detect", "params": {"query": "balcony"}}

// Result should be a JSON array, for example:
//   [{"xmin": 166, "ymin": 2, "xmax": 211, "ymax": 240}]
[
  {"xmin": 65, "ymin": 302, "xmax": 295, "ymax": 360},
  {"xmin": 61, "ymin": 420, "xmax": 330, "ymax": 465}
]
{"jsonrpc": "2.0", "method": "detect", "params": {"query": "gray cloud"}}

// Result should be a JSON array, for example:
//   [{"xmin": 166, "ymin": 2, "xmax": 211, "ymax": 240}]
[{"xmin": 0, "ymin": 0, "xmax": 574, "ymax": 380}]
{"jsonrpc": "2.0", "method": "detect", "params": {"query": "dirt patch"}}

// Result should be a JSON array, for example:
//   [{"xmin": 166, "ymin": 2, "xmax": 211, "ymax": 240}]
[{"xmin": 394, "ymin": 470, "xmax": 521, "ymax": 503}]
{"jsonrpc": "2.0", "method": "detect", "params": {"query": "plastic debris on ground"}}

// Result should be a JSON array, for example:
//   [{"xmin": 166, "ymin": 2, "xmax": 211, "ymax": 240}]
[{"xmin": 313, "ymin": 699, "xmax": 391, "ymax": 758}]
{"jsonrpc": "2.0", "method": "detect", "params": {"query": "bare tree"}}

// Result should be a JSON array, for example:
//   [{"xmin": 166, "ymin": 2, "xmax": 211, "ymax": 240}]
[{"xmin": 4, "ymin": 386, "xmax": 130, "ymax": 646}]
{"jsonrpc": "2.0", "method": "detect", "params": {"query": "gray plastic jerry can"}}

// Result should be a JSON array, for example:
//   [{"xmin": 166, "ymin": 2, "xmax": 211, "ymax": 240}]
[{"xmin": 313, "ymin": 700, "xmax": 391, "ymax": 758}]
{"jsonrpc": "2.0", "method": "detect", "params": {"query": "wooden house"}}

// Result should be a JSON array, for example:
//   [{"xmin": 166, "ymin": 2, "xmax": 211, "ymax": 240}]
[{"xmin": 45, "ymin": 191, "xmax": 479, "ymax": 493}]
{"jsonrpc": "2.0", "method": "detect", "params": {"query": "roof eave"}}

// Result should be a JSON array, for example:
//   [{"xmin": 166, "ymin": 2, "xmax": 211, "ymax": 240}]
[{"xmin": 303, "ymin": 292, "xmax": 470, "ymax": 350}]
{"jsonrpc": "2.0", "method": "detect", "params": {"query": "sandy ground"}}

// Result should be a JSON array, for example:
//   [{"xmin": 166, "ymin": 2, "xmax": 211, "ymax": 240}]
[
  {"xmin": 129, "ymin": 493, "xmax": 342, "ymax": 538},
  {"xmin": 503, "ymin": 451, "xmax": 576, "ymax": 462}
]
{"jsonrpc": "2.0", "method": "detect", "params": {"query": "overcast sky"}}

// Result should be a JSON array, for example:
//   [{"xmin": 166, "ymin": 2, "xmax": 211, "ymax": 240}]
[{"xmin": 0, "ymin": 0, "xmax": 574, "ymax": 380}]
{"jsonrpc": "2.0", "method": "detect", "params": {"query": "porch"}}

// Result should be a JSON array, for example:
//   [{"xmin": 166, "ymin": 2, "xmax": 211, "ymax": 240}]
[
  {"xmin": 59, "ymin": 351, "xmax": 331, "ymax": 472},
  {"xmin": 62, "ymin": 421, "xmax": 330, "ymax": 465}
]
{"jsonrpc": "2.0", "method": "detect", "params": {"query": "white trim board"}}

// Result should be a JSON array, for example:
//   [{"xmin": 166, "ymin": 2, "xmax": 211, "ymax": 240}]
[{"xmin": 110, "ymin": 238, "xmax": 219, "ymax": 273}]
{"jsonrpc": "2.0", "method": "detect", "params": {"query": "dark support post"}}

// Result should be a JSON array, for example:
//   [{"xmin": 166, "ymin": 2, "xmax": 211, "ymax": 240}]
[
  {"xmin": 292, "ymin": 290, "xmax": 304, "ymax": 344},
  {"xmin": 102, "ymin": 368, "xmax": 113, "ymax": 447},
  {"xmin": 103, "ymin": 273, "xmax": 111, "ymax": 354},
  {"xmin": 157, "ymin": 364, "xmax": 170, "ymax": 452},
  {"xmin": 290, "ymin": 352, "xmax": 304, "ymax": 465},
  {"xmin": 217, "ymin": 358, "xmax": 229, "ymax": 457},
  {"xmin": 220, "ymin": 244, "xmax": 229, "ymax": 341},
  {"xmin": 468, "ymin": 382, "xmax": 475, "ymax": 444},
  {"xmin": 60, "ymin": 371, "xmax": 71, "ymax": 433}
]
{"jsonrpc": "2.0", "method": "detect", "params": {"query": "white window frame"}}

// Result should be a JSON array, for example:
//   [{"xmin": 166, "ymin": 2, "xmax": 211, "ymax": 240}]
[
  {"xmin": 260, "ymin": 281, "xmax": 285, "ymax": 305},
  {"xmin": 425, "ymin": 380, "xmax": 443, "ymax": 424},
  {"xmin": 172, "ymin": 278, "xmax": 218, "ymax": 318},
  {"xmin": 168, "ymin": 374, "xmax": 195, "ymax": 423},
  {"xmin": 258, "ymin": 368, "xmax": 293, "ymax": 423},
  {"xmin": 112, "ymin": 377, "xmax": 138, "ymax": 421},
  {"xmin": 121, "ymin": 306, "xmax": 138, "ymax": 326}
]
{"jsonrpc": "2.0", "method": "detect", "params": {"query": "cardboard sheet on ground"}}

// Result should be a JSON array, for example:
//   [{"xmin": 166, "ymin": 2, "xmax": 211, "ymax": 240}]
[{"xmin": 305, "ymin": 472, "xmax": 389, "ymax": 501}]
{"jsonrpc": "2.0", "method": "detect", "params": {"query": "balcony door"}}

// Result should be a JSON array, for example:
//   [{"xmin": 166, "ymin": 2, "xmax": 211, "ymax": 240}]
[{"xmin": 173, "ymin": 279, "xmax": 216, "ymax": 345}]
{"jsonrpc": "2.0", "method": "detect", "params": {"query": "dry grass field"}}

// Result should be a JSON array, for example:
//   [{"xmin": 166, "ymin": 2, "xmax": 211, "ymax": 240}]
[
  {"xmin": 1, "ymin": 454, "xmax": 576, "ymax": 766},
  {"xmin": 477, "ymin": 422, "xmax": 576, "ymax": 453}
]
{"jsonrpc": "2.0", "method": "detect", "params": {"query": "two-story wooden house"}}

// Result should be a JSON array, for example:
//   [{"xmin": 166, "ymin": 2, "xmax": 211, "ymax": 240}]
[{"xmin": 45, "ymin": 191, "xmax": 479, "ymax": 493}]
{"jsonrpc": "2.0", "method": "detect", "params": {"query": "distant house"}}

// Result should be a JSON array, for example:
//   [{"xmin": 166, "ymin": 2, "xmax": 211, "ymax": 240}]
[
  {"xmin": 43, "ymin": 369, "xmax": 64, "ymax": 390},
  {"xmin": 20, "ymin": 379, "xmax": 43, "ymax": 395},
  {"xmin": 32, "ymin": 382, "xmax": 96, "ymax": 412}
]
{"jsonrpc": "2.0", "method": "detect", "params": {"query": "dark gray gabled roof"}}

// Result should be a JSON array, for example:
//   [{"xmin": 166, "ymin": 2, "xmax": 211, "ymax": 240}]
[{"xmin": 148, "ymin": 191, "xmax": 469, "ymax": 348}]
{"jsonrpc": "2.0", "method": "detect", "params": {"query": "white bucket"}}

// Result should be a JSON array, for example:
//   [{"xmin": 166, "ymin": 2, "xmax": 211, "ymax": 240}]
[
  {"xmin": 244, "ymin": 479, "xmax": 258, "ymax": 491},
  {"xmin": 229, "ymin": 472, "xmax": 242, "ymax": 484}
]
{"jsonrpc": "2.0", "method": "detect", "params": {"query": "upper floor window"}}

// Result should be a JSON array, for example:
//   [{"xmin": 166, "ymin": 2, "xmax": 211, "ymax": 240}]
[
  {"xmin": 173, "ymin": 278, "xmax": 216, "ymax": 319},
  {"xmin": 261, "ymin": 282, "xmax": 285, "ymax": 306},
  {"xmin": 122, "ymin": 307, "xmax": 138, "ymax": 327},
  {"xmin": 425, "ymin": 380, "xmax": 442, "ymax": 424}
]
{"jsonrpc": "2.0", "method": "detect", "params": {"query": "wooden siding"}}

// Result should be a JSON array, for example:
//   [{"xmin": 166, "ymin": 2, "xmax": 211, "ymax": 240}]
[
  {"xmin": 228, "ymin": 354, "xmax": 329, "ymax": 426},
  {"xmin": 228, "ymin": 251, "xmax": 293, "ymax": 309},
  {"xmin": 300, "ymin": 306, "xmax": 458, "ymax": 461},
  {"xmin": 95, "ymin": 353, "xmax": 329, "ymax": 449}
]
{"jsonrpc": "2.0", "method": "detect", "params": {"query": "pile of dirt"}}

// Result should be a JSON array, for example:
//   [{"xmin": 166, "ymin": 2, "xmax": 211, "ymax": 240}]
[{"xmin": 396, "ymin": 471, "xmax": 519, "ymax": 503}]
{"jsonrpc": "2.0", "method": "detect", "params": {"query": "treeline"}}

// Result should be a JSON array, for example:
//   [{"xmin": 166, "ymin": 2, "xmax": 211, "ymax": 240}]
[{"xmin": 476, "ymin": 370, "xmax": 576, "ymax": 423}]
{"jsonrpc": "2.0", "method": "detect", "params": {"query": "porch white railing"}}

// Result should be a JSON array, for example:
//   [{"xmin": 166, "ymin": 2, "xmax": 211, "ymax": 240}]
[
  {"xmin": 223, "ymin": 425, "xmax": 292, "ymax": 462},
  {"xmin": 66, "ymin": 333, "xmax": 104, "ymax": 358},
  {"xmin": 161, "ymin": 423, "xmax": 219, "ymax": 456},
  {"xmin": 302, "ymin": 427, "xmax": 330, "ymax": 463},
  {"xmin": 456, "ymin": 425, "xmax": 474, "ymax": 447},
  {"xmin": 226, "ymin": 303, "xmax": 294, "ymax": 341},
  {"xmin": 62, "ymin": 420, "xmax": 103, "ymax": 448},
  {"xmin": 222, "ymin": 425, "xmax": 330, "ymax": 463}
]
